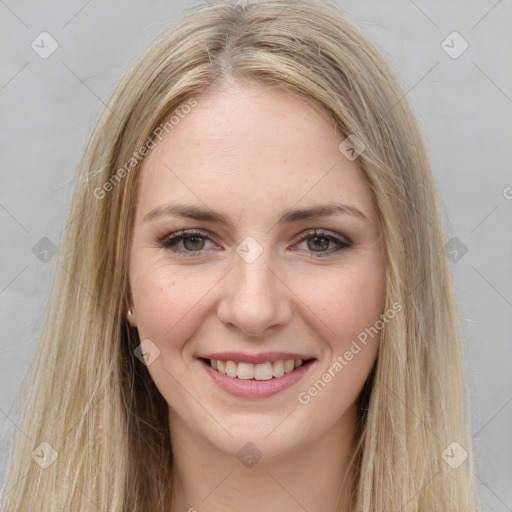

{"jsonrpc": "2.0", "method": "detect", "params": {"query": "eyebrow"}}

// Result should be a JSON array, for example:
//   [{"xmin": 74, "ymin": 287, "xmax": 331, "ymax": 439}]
[{"xmin": 143, "ymin": 201, "xmax": 369, "ymax": 226}]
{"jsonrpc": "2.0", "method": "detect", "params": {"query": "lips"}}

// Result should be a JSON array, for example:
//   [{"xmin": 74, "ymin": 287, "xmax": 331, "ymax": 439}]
[{"xmin": 198, "ymin": 357, "xmax": 316, "ymax": 398}]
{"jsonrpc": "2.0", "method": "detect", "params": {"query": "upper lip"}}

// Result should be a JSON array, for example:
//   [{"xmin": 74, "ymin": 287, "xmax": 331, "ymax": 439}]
[{"xmin": 197, "ymin": 352, "xmax": 315, "ymax": 364}]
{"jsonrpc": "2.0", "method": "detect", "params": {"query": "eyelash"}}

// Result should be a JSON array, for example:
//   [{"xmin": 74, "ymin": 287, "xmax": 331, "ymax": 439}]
[{"xmin": 156, "ymin": 229, "xmax": 351, "ymax": 258}]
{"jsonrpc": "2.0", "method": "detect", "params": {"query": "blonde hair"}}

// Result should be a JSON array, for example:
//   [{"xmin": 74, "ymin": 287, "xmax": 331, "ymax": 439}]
[{"xmin": 1, "ymin": 0, "xmax": 479, "ymax": 510}]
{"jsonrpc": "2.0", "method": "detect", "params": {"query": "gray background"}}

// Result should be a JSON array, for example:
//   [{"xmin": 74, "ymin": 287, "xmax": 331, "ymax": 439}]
[{"xmin": 1, "ymin": 0, "xmax": 511, "ymax": 508}]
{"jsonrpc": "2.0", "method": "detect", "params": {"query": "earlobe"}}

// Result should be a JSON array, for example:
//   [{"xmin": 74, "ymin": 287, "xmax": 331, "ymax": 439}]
[
  {"xmin": 127, "ymin": 308, "xmax": 136, "ymax": 327},
  {"xmin": 126, "ymin": 288, "xmax": 135, "ymax": 325}
]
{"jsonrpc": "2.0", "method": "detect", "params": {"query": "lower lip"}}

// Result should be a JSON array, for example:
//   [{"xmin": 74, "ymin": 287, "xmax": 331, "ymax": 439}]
[{"xmin": 199, "ymin": 358, "xmax": 316, "ymax": 398}]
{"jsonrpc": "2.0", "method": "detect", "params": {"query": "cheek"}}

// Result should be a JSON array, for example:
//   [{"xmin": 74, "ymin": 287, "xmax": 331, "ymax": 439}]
[
  {"xmin": 296, "ymin": 262, "xmax": 384, "ymax": 414},
  {"xmin": 129, "ymin": 257, "xmax": 218, "ymax": 345},
  {"xmin": 306, "ymin": 260, "xmax": 386, "ymax": 345}
]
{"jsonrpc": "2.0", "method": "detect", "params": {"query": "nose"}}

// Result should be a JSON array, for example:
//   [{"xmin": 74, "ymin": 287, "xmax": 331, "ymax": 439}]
[{"xmin": 216, "ymin": 246, "xmax": 293, "ymax": 337}]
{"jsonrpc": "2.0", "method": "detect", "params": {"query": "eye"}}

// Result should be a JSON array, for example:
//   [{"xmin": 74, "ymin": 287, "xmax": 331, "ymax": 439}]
[
  {"xmin": 293, "ymin": 229, "xmax": 351, "ymax": 257},
  {"xmin": 157, "ymin": 230, "xmax": 217, "ymax": 257}
]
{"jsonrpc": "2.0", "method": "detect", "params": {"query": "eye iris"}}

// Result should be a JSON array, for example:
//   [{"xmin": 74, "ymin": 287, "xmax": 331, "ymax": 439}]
[
  {"xmin": 308, "ymin": 235, "xmax": 330, "ymax": 251},
  {"xmin": 183, "ymin": 236, "xmax": 205, "ymax": 251}
]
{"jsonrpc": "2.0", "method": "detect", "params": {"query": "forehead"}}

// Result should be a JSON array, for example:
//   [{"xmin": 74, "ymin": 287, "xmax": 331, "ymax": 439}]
[{"xmin": 135, "ymin": 81, "xmax": 377, "ymax": 225}]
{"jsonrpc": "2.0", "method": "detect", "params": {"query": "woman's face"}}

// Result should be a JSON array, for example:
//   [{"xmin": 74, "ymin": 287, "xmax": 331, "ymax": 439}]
[{"xmin": 128, "ymin": 80, "xmax": 386, "ymax": 461}]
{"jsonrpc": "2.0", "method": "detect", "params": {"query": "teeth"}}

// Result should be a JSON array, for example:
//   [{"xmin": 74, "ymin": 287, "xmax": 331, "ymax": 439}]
[
  {"xmin": 272, "ymin": 360, "xmax": 284, "ymax": 378},
  {"xmin": 225, "ymin": 360, "xmax": 238, "ymax": 378},
  {"xmin": 209, "ymin": 358, "xmax": 305, "ymax": 380},
  {"xmin": 284, "ymin": 359, "xmax": 295, "ymax": 373},
  {"xmin": 237, "ymin": 362, "xmax": 255, "ymax": 380},
  {"xmin": 254, "ymin": 361, "xmax": 273, "ymax": 380}
]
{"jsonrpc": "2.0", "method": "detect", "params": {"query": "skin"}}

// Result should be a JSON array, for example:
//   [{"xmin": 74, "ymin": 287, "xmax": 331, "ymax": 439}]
[{"xmin": 127, "ymin": 79, "xmax": 386, "ymax": 512}]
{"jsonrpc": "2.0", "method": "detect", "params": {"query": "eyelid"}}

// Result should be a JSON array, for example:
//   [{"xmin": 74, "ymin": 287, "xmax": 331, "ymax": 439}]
[
  {"xmin": 157, "ymin": 229, "xmax": 218, "ymax": 249},
  {"xmin": 295, "ymin": 228, "xmax": 352, "ymax": 245}
]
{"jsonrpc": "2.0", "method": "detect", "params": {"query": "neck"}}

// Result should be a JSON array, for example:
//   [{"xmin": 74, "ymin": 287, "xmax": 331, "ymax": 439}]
[{"xmin": 168, "ymin": 405, "xmax": 359, "ymax": 512}]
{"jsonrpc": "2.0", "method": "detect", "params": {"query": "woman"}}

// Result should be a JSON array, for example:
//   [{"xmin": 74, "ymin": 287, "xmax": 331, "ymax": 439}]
[{"xmin": 1, "ymin": 0, "xmax": 479, "ymax": 510}]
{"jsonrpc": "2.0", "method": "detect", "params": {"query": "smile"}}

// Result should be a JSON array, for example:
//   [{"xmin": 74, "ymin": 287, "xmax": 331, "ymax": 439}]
[
  {"xmin": 197, "ymin": 356, "xmax": 316, "ymax": 398},
  {"xmin": 207, "ymin": 358, "xmax": 305, "ymax": 380}
]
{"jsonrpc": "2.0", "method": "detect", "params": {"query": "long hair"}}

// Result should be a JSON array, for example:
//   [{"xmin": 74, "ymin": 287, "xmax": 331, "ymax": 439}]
[{"xmin": 1, "ymin": 0, "xmax": 479, "ymax": 510}]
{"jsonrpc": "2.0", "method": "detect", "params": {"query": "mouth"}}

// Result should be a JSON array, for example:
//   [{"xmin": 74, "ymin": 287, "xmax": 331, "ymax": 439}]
[
  {"xmin": 197, "ymin": 356, "xmax": 317, "ymax": 399},
  {"xmin": 200, "ymin": 357, "xmax": 315, "ymax": 380}
]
